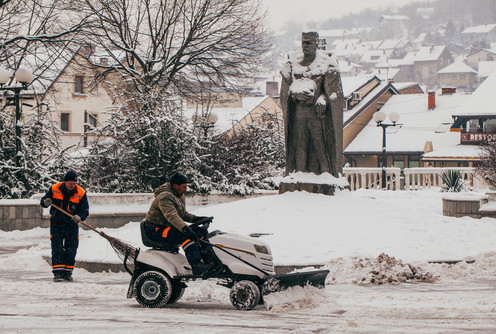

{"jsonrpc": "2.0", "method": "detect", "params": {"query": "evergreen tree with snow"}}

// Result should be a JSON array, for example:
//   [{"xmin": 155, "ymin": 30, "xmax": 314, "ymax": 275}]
[
  {"xmin": 78, "ymin": 94, "xmax": 197, "ymax": 193},
  {"xmin": 0, "ymin": 104, "xmax": 61, "ymax": 199},
  {"xmin": 190, "ymin": 124, "xmax": 284, "ymax": 195}
]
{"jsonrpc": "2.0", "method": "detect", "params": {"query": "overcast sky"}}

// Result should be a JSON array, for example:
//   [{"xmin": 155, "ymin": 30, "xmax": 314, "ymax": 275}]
[{"xmin": 261, "ymin": 0, "xmax": 430, "ymax": 30}]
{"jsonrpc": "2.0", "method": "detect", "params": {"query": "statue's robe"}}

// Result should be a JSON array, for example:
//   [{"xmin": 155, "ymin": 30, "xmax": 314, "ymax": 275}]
[{"xmin": 280, "ymin": 50, "xmax": 344, "ymax": 176}]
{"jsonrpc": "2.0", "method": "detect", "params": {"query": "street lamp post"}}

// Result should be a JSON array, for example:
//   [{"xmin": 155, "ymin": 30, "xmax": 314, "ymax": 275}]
[
  {"xmin": 372, "ymin": 111, "xmax": 400, "ymax": 189},
  {"xmin": 0, "ymin": 68, "xmax": 33, "ymax": 167}
]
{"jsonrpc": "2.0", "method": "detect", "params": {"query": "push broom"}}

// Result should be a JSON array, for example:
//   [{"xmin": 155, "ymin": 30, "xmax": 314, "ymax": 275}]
[{"xmin": 50, "ymin": 203, "xmax": 137, "ymax": 262}]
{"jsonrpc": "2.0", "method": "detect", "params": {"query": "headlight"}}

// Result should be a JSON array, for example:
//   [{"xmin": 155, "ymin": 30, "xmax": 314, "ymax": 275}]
[{"xmin": 254, "ymin": 244, "xmax": 268, "ymax": 254}]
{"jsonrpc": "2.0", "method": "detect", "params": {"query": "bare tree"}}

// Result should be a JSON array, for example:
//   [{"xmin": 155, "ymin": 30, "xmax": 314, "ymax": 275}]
[
  {"xmin": 78, "ymin": 0, "xmax": 271, "ymax": 102},
  {"xmin": 0, "ymin": 0, "xmax": 89, "ymax": 68},
  {"xmin": 476, "ymin": 139, "xmax": 496, "ymax": 189},
  {"xmin": 0, "ymin": 0, "xmax": 89, "ymax": 198}
]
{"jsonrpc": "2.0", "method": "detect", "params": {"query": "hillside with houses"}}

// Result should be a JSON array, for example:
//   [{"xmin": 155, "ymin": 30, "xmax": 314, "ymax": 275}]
[{"xmin": 2, "ymin": 0, "xmax": 496, "ymax": 197}]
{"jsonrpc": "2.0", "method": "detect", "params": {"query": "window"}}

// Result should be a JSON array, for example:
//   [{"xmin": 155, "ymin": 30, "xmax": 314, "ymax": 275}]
[
  {"xmin": 75, "ymin": 75, "xmax": 84, "ymax": 94},
  {"xmin": 483, "ymin": 119, "xmax": 496, "ymax": 133},
  {"xmin": 408, "ymin": 155, "xmax": 420, "ymax": 168},
  {"xmin": 467, "ymin": 119, "xmax": 480, "ymax": 132},
  {"xmin": 393, "ymin": 156, "xmax": 404, "ymax": 169},
  {"xmin": 88, "ymin": 113, "xmax": 98, "ymax": 128},
  {"xmin": 60, "ymin": 113, "xmax": 70, "ymax": 131}
]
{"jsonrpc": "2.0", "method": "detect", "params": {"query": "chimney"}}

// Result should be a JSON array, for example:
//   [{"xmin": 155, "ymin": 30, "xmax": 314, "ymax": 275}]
[
  {"xmin": 266, "ymin": 81, "xmax": 279, "ymax": 97},
  {"xmin": 423, "ymin": 140, "xmax": 433, "ymax": 153},
  {"xmin": 441, "ymin": 87, "xmax": 456, "ymax": 95},
  {"xmin": 428, "ymin": 91, "xmax": 436, "ymax": 110}
]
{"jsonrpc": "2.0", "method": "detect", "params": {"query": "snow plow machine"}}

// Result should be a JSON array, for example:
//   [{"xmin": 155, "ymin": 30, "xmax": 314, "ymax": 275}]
[{"xmin": 124, "ymin": 217, "xmax": 329, "ymax": 310}]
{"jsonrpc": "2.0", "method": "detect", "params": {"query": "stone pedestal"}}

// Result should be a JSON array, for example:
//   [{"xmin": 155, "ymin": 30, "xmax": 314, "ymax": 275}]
[
  {"xmin": 277, "ymin": 172, "xmax": 349, "ymax": 196},
  {"xmin": 278, "ymin": 182, "xmax": 336, "ymax": 196}
]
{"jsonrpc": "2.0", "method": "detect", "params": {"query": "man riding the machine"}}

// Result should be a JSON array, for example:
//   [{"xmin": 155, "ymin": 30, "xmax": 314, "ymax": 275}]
[{"xmin": 141, "ymin": 171, "xmax": 217, "ymax": 275}]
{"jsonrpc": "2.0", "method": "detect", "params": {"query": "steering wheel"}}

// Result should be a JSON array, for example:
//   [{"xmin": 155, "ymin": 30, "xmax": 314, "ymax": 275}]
[{"xmin": 189, "ymin": 216, "xmax": 214, "ymax": 227}]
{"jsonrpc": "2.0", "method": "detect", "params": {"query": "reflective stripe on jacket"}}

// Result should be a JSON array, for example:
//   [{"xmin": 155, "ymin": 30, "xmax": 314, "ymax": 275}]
[{"xmin": 51, "ymin": 182, "xmax": 86, "ymax": 213}]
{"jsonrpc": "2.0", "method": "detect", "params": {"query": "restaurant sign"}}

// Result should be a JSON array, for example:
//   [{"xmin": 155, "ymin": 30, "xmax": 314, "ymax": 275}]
[{"xmin": 461, "ymin": 132, "xmax": 496, "ymax": 144}]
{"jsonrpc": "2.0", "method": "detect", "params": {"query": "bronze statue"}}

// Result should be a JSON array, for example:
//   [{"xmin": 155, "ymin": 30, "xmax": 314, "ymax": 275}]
[{"xmin": 280, "ymin": 31, "xmax": 344, "ymax": 176}]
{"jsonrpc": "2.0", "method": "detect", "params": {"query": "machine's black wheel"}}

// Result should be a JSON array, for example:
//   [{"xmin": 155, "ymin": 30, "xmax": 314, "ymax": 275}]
[
  {"xmin": 168, "ymin": 280, "xmax": 186, "ymax": 304},
  {"xmin": 229, "ymin": 280, "xmax": 261, "ymax": 310},
  {"xmin": 133, "ymin": 271, "xmax": 172, "ymax": 308}
]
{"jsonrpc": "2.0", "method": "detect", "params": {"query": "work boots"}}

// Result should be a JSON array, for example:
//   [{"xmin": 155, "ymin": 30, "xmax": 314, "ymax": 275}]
[
  {"xmin": 191, "ymin": 260, "xmax": 214, "ymax": 276},
  {"xmin": 53, "ymin": 272, "xmax": 73, "ymax": 282},
  {"xmin": 53, "ymin": 273, "xmax": 64, "ymax": 282}
]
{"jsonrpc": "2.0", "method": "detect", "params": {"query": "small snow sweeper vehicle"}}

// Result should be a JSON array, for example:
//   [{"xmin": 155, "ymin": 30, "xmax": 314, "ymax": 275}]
[{"xmin": 124, "ymin": 218, "xmax": 329, "ymax": 310}]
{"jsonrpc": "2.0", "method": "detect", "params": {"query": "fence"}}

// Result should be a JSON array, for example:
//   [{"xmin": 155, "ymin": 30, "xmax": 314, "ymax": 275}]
[{"xmin": 343, "ymin": 167, "xmax": 479, "ymax": 191}]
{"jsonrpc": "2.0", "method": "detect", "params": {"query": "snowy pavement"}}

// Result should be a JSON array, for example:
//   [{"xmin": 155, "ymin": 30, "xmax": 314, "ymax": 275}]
[
  {"xmin": 1, "ymin": 261, "xmax": 495, "ymax": 333},
  {"xmin": 1, "ymin": 189, "xmax": 496, "ymax": 332}
]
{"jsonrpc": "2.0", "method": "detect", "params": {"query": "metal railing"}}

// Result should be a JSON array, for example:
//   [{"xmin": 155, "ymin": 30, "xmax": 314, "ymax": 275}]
[
  {"xmin": 343, "ymin": 167, "xmax": 478, "ymax": 191},
  {"xmin": 343, "ymin": 167, "xmax": 402, "ymax": 190}
]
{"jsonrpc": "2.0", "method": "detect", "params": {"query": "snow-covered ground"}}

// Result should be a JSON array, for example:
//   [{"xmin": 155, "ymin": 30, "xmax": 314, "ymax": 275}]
[{"xmin": 1, "ymin": 189, "xmax": 496, "ymax": 333}]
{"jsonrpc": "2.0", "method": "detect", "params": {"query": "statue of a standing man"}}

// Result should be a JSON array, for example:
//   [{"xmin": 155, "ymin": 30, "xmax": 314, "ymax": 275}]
[{"xmin": 280, "ymin": 31, "xmax": 344, "ymax": 176}]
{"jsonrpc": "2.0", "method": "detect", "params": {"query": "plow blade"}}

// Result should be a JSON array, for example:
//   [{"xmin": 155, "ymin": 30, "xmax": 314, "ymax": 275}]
[{"xmin": 262, "ymin": 269, "xmax": 330, "ymax": 295}]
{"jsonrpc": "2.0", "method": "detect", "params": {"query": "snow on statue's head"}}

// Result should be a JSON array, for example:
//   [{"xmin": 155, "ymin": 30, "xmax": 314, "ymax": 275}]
[{"xmin": 302, "ymin": 31, "xmax": 319, "ymax": 42}]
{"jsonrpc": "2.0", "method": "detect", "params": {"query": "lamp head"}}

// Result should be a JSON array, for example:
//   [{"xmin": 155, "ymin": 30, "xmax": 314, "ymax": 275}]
[
  {"xmin": 389, "ymin": 112, "xmax": 400, "ymax": 124},
  {"xmin": 14, "ymin": 68, "xmax": 33, "ymax": 87},
  {"xmin": 373, "ymin": 111, "xmax": 386, "ymax": 124},
  {"xmin": 206, "ymin": 113, "xmax": 218, "ymax": 125},
  {"xmin": 0, "ymin": 68, "xmax": 10, "ymax": 86}
]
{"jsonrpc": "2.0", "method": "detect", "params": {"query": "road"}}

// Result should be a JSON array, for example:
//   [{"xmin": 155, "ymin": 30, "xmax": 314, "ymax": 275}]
[{"xmin": 1, "ymin": 235, "xmax": 495, "ymax": 333}]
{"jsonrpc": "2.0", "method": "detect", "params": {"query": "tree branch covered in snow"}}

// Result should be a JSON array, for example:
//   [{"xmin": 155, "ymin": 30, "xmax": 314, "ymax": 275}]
[{"xmin": 76, "ymin": 0, "xmax": 271, "ymax": 98}]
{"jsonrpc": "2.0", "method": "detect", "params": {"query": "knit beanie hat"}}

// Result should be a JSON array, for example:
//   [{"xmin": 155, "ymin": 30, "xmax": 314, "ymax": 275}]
[
  {"xmin": 169, "ymin": 171, "xmax": 188, "ymax": 185},
  {"xmin": 63, "ymin": 170, "xmax": 78, "ymax": 182}
]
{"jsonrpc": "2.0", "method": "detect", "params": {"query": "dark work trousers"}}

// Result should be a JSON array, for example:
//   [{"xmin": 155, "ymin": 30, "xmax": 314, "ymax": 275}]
[
  {"xmin": 144, "ymin": 225, "xmax": 205, "ymax": 264},
  {"xmin": 50, "ymin": 220, "xmax": 79, "ymax": 276}
]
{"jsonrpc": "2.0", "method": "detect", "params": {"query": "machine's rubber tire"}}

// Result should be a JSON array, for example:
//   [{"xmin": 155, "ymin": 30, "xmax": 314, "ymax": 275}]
[
  {"xmin": 133, "ymin": 271, "xmax": 172, "ymax": 308},
  {"xmin": 168, "ymin": 280, "xmax": 186, "ymax": 304},
  {"xmin": 229, "ymin": 280, "xmax": 261, "ymax": 310}
]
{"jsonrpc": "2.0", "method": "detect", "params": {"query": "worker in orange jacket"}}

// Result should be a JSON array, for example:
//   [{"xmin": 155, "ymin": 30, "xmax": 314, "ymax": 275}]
[{"xmin": 40, "ymin": 170, "xmax": 89, "ymax": 282}]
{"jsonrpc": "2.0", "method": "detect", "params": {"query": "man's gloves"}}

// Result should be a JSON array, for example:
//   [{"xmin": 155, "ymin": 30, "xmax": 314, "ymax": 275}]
[
  {"xmin": 71, "ymin": 215, "xmax": 82, "ymax": 224},
  {"xmin": 182, "ymin": 226, "xmax": 199, "ymax": 241},
  {"xmin": 193, "ymin": 216, "xmax": 213, "ymax": 224},
  {"xmin": 43, "ymin": 198, "xmax": 52, "ymax": 207}
]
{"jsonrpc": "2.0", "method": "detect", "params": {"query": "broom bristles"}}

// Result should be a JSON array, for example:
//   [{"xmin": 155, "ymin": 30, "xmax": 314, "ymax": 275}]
[{"xmin": 99, "ymin": 231, "xmax": 137, "ymax": 261}]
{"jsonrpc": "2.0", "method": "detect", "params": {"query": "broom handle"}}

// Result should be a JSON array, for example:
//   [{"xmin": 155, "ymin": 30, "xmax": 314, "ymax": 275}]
[{"xmin": 50, "ymin": 202, "xmax": 102, "ymax": 235}]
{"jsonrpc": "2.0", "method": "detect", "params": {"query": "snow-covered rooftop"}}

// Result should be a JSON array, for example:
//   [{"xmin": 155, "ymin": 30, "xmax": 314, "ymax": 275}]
[
  {"xmin": 375, "ymin": 58, "xmax": 413, "ymax": 68},
  {"xmin": 338, "ymin": 61, "xmax": 363, "ymax": 73},
  {"xmin": 372, "ymin": 68, "xmax": 400, "ymax": 81},
  {"xmin": 377, "ymin": 39, "xmax": 408, "ymax": 50},
  {"xmin": 454, "ymin": 70, "xmax": 496, "ymax": 116},
  {"xmin": 392, "ymin": 82, "xmax": 423, "ymax": 92},
  {"xmin": 423, "ymin": 144, "xmax": 482, "ymax": 160},
  {"xmin": 182, "ymin": 96, "xmax": 267, "ymax": 134},
  {"xmin": 343, "ymin": 80, "xmax": 392, "ymax": 124},
  {"xmin": 462, "ymin": 23, "xmax": 496, "ymax": 34},
  {"xmin": 345, "ymin": 93, "xmax": 469, "ymax": 154},
  {"xmin": 341, "ymin": 75, "xmax": 376, "ymax": 98},
  {"xmin": 360, "ymin": 49, "xmax": 392, "ymax": 63},
  {"xmin": 404, "ymin": 46, "xmax": 447, "ymax": 62},
  {"xmin": 478, "ymin": 61, "xmax": 496, "ymax": 78},
  {"xmin": 438, "ymin": 61, "xmax": 478, "ymax": 74}
]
